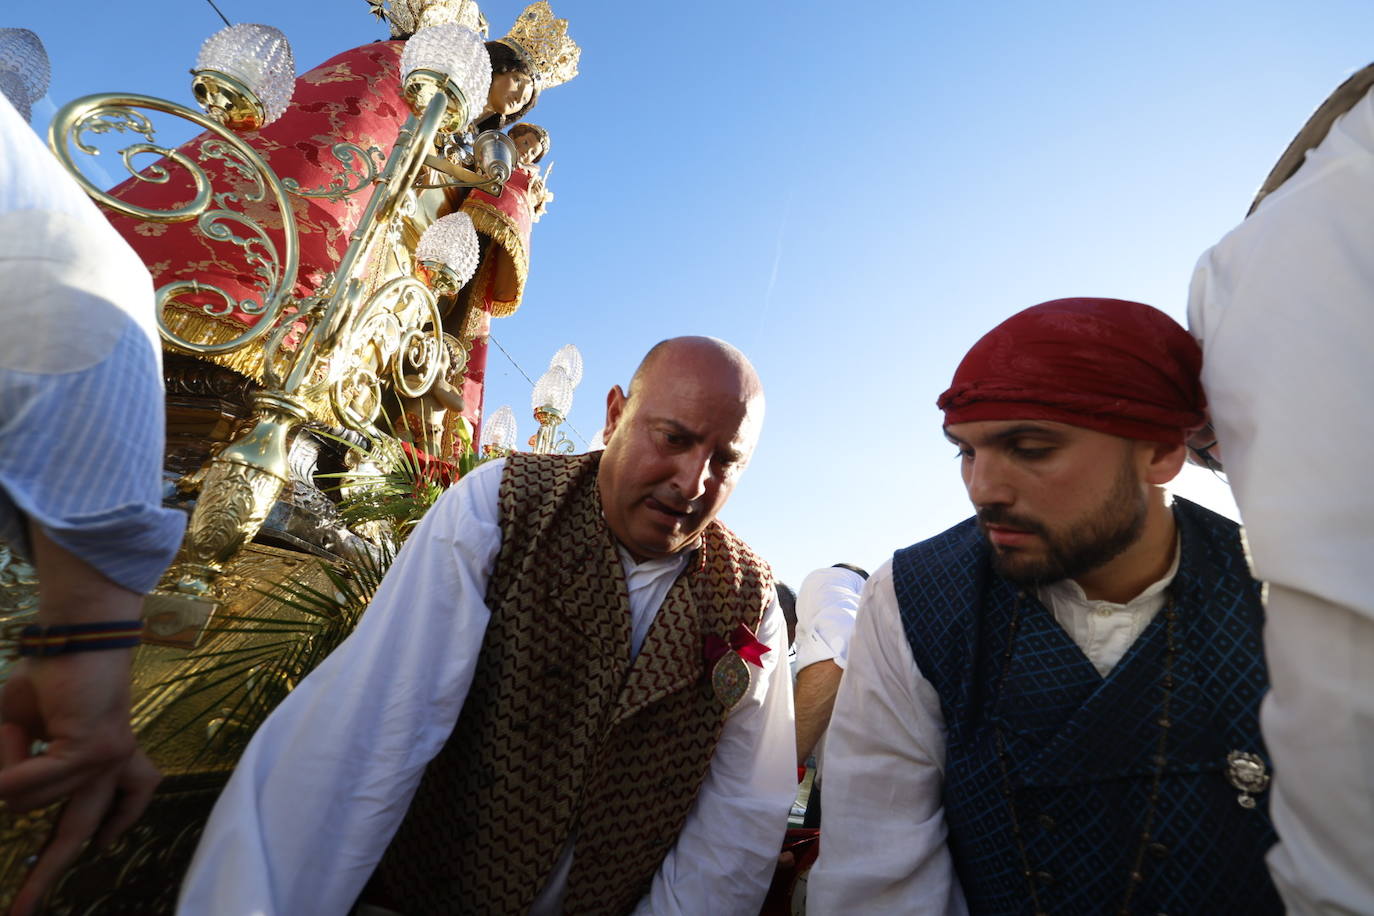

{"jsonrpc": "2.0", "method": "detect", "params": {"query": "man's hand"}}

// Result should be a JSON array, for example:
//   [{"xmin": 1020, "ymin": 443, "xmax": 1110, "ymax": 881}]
[
  {"xmin": 0, "ymin": 527, "xmax": 161, "ymax": 915},
  {"xmin": 0, "ymin": 652, "xmax": 160, "ymax": 915}
]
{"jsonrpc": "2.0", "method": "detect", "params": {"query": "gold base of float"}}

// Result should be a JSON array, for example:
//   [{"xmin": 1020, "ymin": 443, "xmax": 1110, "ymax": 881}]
[{"xmin": 0, "ymin": 542, "xmax": 335, "ymax": 913}]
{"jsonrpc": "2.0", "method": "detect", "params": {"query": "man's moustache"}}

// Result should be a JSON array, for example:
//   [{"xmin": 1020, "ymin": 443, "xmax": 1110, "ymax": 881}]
[{"xmin": 976, "ymin": 507, "xmax": 1046, "ymax": 536}]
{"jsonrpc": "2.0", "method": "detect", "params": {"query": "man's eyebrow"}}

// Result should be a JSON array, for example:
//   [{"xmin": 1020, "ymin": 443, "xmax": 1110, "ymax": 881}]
[
  {"xmin": 717, "ymin": 446, "xmax": 746, "ymax": 465},
  {"xmin": 987, "ymin": 424, "xmax": 1067, "ymax": 444},
  {"xmin": 944, "ymin": 424, "xmax": 1067, "ymax": 447},
  {"xmin": 652, "ymin": 417, "xmax": 698, "ymax": 438}
]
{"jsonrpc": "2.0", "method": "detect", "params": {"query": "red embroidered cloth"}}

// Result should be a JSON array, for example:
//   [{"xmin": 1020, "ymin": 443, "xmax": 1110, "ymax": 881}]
[
  {"xmin": 456, "ymin": 165, "xmax": 536, "ymax": 444},
  {"xmin": 105, "ymin": 41, "xmax": 411, "ymax": 333}
]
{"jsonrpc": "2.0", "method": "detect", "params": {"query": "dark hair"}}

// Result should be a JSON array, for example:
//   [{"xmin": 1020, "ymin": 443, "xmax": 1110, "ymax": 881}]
[
  {"xmin": 508, "ymin": 123, "xmax": 548, "ymax": 163},
  {"xmin": 831, "ymin": 562, "xmax": 869, "ymax": 580},
  {"xmin": 474, "ymin": 41, "xmax": 539, "ymax": 131},
  {"xmin": 775, "ymin": 582, "xmax": 798, "ymax": 646}
]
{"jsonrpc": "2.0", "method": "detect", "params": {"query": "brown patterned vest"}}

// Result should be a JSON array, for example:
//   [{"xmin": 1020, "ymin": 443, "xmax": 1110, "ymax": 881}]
[{"xmin": 369, "ymin": 452, "xmax": 773, "ymax": 914}]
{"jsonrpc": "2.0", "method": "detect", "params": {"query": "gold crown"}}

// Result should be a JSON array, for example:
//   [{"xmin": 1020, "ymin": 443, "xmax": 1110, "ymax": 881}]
[
  {"xmin": 495, "ymin": 1, "xmax": 580, "ymax": 92},
  {"xmin": 367, "ymin": 0, "xmax": 488, "ymax": 39}
]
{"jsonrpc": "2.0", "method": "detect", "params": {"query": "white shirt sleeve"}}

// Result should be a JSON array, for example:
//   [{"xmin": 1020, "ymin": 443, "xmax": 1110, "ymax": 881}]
[
  {"xmin": 176, "ymin": 458, "xmax": 507, "ymax": 916},
  {"xmin": 1187, "ymin": 87, "xmax": 1374, "ymax": 916},
  {"xmin": 806, "ymin": 561, "xmax": 968, "ymax": 916},
  {"xmin": 793, "ymin": 566, "xmax": 866, "ymax": 672},
  {"xmin": 632, "ymin": 595, "xmax": 798, "ymax": 915}
]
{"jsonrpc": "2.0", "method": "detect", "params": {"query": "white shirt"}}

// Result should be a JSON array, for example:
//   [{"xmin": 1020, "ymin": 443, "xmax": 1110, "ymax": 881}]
[
  {"xmin": 1188, "ymin": 90, "xmax": 1374, "ymax": 624},
  {"xmin": 1188, "ymin": 82, "xmax": 1374, "ymax": 916},
  {"xmin": 807, "ymin": 552, "xmax": 1176, "ymax": 915},
  {"xmin": 793, "ymin": 566, "xmax": 866, "ymax": 674},
  {"xmin": 792, "ymin": 565, "xmax": 866, "ymax": 774},
  {"xmin": 177, "ymin": 457, "xmax": 796, "ymax": 915}
]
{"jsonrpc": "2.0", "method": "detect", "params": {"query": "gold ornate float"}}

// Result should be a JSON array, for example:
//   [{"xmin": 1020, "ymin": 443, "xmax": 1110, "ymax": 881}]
[{"xmin": 0, "ymin": 2, "xmax": 583, "ymax": 908}]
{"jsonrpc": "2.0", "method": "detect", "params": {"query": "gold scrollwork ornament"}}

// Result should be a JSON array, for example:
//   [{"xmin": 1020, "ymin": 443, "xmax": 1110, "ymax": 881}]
[{"xmin": 169, "ymin": 392, "xmax": 309, "ymax": 598}]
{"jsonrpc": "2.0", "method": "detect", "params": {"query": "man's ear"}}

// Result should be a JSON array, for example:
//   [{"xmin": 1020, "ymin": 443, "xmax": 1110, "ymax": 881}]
[
  {"xmin": 1141, "ymin": 439, "xmax": 1189, "ymax": 486},
  {"xmin": 603, "ymin": 385, "xmax": 627, "ymax": 442}
]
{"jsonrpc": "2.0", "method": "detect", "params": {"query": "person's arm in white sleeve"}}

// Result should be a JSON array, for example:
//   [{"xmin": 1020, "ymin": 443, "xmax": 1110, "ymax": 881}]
[
  {"xmin": 806, "ymin": 561, "xmax": 967, "ymax": 915},
  {"xmin": 631, "ymin": 594, "xmax": 796, "ymax": 915},
  {"xmin": 793, "ymin": 566, "xmax": 865, "ymax": 763},
  {"xmin": 176, "ymin": 458, "xmax": 508, "ymax": 916}
]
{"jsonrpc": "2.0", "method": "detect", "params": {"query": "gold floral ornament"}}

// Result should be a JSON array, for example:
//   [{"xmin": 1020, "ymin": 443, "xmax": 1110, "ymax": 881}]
[
  {"xmin": 495, "ymin": 1, "xmax": 580, "ymax": 92},
  {"xmin": 368, "ymin": 0, "xmax": 488, "ymax": 39}
]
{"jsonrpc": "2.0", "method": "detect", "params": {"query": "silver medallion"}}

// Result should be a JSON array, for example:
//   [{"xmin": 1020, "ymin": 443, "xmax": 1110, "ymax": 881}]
[
  {"xmin": 1226, "ymin": 750, "xmax": 1270, "ymax": 809},
  {"xmin": 711, "ymin": 648, "xmax": 752, "ymax": 712}
]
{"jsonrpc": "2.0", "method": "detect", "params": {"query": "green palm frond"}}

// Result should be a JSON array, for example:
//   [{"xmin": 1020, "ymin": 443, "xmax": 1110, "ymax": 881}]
[
  {"xmin": 147, "ymin": 539, "xmax": 395, "ymax": 762},
  {"xmin": 146, "ymin": 428, "xmax": 500, "ymax": 762}
]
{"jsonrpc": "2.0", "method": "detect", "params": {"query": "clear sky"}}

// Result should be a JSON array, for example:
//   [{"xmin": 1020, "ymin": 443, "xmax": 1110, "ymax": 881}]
[{"xmin": 15, "ymin": 1, "xmax": 1374, "ymax": 586}]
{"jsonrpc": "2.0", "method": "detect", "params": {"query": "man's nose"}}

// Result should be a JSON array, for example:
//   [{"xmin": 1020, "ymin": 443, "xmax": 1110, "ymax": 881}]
[
  {"xmin": 670, "ymin": 450, "xmax": 711, "ymax": 503},
  {"xmin": 964, "ymin": 454, "xmax": 1013, "ymax": 508}
]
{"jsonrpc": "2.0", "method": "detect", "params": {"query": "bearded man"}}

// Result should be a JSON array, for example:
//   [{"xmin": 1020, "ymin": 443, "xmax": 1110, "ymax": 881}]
[
  {"xmin": 808, "ymin": 299, "xmax": 1282, "ymax": 915},
  {"xmin": 178, "ymin": 337, "xmax": 796, "ymax": 915}
]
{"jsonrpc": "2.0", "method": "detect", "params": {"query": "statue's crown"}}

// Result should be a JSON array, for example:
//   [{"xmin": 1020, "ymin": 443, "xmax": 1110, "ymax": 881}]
[
  {"xmin": 495, "ymin": 1, "xmax": 579, "ymax": 92},
  {"xmin": 368, "ymin": 0, "xmax": 488, "ymax": 39}
]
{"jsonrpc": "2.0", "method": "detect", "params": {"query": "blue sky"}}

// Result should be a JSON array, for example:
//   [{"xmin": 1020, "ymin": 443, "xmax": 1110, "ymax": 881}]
[{"xmin": 16, "ymin": 1, "xmax": 1374, "ymax": 586}]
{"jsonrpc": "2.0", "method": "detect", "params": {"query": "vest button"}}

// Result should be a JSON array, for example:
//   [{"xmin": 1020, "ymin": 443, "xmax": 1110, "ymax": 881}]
[{"xmin": 1037, "ymin": 814, "xmax": 1056, "ymax": 831}]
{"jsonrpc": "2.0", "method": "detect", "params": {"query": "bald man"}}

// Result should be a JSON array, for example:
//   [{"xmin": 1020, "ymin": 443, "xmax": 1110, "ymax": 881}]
[{"xmin": 178, "ymin": 337, "xmax": 797, "ymax": 916}]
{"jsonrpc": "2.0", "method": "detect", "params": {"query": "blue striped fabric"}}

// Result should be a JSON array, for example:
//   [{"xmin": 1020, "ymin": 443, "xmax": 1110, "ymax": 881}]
[
  {"xmin": 0, "ymin": 91, "xmax": 184, "ymax": 595},
  {"xmin": 0, "ymin": 319, "xmax": 185, "ymax": 594}
]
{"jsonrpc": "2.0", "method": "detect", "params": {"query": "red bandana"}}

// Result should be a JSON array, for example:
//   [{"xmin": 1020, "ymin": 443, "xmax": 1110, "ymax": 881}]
[{"xmin": 938, "ymin": 298, "xmax": 1206, "ymax": 445}]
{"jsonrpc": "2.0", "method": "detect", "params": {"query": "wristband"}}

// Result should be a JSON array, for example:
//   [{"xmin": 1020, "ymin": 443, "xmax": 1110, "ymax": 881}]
[{"xmin": 3, "ymin": 620, "xmax": 143, "ymax": 658}]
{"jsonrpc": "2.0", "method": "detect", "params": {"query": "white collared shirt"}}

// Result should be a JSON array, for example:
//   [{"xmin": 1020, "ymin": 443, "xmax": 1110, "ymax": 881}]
[{"xmin": 1035, "ymin": 543, "xmax": 1179, "ymax": 677}]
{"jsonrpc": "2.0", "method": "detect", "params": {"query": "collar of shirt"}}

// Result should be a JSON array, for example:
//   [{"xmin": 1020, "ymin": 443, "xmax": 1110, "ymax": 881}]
[
  {"xmin": 1034, "ymin": 536, "xmax": 1182, "ymax": 677},
  {"xmin": 615, "ymin": 544, "xmax": 692, "ymax": 660}
]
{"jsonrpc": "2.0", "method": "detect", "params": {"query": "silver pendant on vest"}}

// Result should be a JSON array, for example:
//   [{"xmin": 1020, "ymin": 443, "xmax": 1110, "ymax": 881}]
[
  {"xmin": 711, "ymin": 649, "xmax": 751, "ymax": 712},
  {"xmin": 1226, "ymin": 750, "xmax": 1270, "ymax": 809}
]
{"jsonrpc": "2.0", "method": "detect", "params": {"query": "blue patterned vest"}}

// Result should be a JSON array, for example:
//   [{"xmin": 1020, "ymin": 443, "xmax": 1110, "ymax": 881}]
[{"xmin": 892, "ymin": 498, "xmax": 1282, "ymax": 915}]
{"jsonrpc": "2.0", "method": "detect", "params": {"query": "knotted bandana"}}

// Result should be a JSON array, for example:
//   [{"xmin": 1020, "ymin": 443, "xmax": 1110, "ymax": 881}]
[{"xmin": 938, "ymin": 298, "xmax": 1206, "ymax": 444}]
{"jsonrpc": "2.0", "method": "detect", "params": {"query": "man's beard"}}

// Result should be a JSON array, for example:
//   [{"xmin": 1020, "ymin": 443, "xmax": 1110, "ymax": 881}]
[{"xmin": 978, "ymin": 456, "xmax": 1148, "ymax": 587}]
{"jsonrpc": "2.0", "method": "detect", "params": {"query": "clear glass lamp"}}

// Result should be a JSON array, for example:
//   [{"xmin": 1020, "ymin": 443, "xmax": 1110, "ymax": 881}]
[
  {"xmin": 533, "ymin": 366, "xmax": 574, "ymax": 416},
  {"xmin": 192, "ymin": 23, "xmax": 296, "ymax": 131},
  {"xmin": 549, "ymin": 344, "xmax": 583, "ymax": 389},
  {"xmin": 482, "ymin": 405, "xmax": 518, "ymax": 455},
  {"xmin": 0, "ymin": 28, "xmax": 50, "ymax": 123},
  {"xmin": 400, "ymin": 23, "xmax": 491, "ymax": 131},
  {"xmin": 416, "ymin": 211, "xmax": 481, "ymax": 294}
]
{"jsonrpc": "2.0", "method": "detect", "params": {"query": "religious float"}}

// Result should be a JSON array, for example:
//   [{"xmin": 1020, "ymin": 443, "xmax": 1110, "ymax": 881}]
[{"xmin": 0, "ymin": 1, "xmax": 582, "ymax": 909}]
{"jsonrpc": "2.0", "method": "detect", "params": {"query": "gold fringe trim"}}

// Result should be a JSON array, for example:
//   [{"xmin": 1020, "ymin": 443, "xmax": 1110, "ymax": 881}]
[
  {"xmin": 160, "ymin": 307, "xmax": 336, "ymax": 423},
  {"xmin": 461, "ymin": 198, "xmax": 530, "ymax": 319}
]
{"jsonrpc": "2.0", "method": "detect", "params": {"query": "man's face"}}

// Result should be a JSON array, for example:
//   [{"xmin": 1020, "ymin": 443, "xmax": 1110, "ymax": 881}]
[
  {"xmin": 945, "ymin": 420, "xmax": 1149, "ymax": 586},
  {"xmin": 489, "ymin": 71, "xmax": 534, "ymax": 115},
  {"xmin": 597, "ymin": 355, "xmax": 762, "ymax": 562},
  {"xmin": 512, "ymin": 130, "xmax": 541, "ymax": 165}
]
